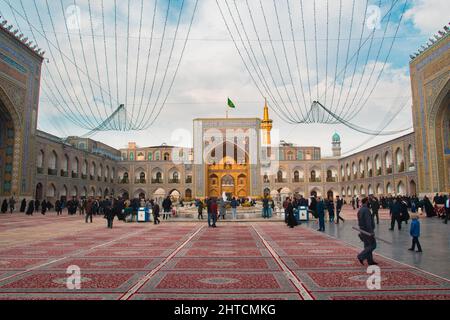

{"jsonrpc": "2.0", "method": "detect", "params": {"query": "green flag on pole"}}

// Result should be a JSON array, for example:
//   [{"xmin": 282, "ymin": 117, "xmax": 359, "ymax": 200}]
[{"xmin": 227, "ymin": 98, "xmax": 236, "ymax": 109}]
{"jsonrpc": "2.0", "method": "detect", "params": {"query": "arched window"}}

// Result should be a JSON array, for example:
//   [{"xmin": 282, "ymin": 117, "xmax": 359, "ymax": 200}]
[
  {"xmin": 375, "ymin": 155, "xmax": 381, "ymax": 176},
  {"xmin": 82, "ymin": 160, "xmax": 88, "ymax": 175},
  {"xmin": 395, "ymin": 148, "xmax": 404, "ymax": 172},
  {"xmin": 47, "ymin": 184, "xmax": 56, "ymax": 197},
  {"xmin": 155, "ymin": 151, "xmax": 160, "ymax": 161},
  {"xmin": 294, "ymin": 170, "xmax": 299, "ymax": 182},
  {"xmin": 37, "ymin": 150, "xmax": 44, "ymax": 168},
  {"xmin": 139, "ymin": 172, "xmax": 146, "ymax": 183},
  {"xmin": 277, "ymin": 170, "xmax": 283, "ymax": 182},
  {"xmin": 49, "ymin": 151, "xmax": 57, "ymax": 170},
  {"xmin": 90, "ymin": 162, "xmax": 96, "ymax": 177},
  {"xmin": 386, "ymin": 182, "xmax": 392, "ymax": 194},
  {"xmin": 385, "ymin": 151, "xmax": 392, "ymax": 174},
  {"xmin": 148, "ymin": 152, "xmax": 153, "ymax": 161},
  {"xmin": 129, "ymin": 152, "xmax": 134, "ymax": 161},
  {"xmin": 408, "ymin": 145, "xmax": 415, "ymax": 168},
  {"xmin": 310, "ymin": 170, "xmax": 316, "ymax": 182},
  {"xmin": 263, "ymin": 174, "xmax": 269, "ymax": 183},
  {"xmin": 164, "ymin": 152, "xmax": 170, "ymax": 161},
  {"xmin": 61, "ymin": 154, "xmax": 69, "ymax": 173}
]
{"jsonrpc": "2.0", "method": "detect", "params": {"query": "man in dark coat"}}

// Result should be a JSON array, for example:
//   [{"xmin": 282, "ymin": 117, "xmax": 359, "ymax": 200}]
[
  {"xmin": 152, "ymin": 200, "xmax": 160, "ymax": 225},
  {"xmin": 317, "ymin": 197, "xmax": 325, "ymax": 232},
  {"xmin": 357, "ymin": 197, "xmax": 377, "ymax": 265},
  {"xmin": 34, "ymin": 199, "xmax": 40, "ymax": 213},
  {"xmin": 55, "ymin": 199, "xmax": 62, "ymax": 215},
  {"xmin": 8, "ymin": 196, "xmax": 16, "ymax": 214},
  {"xmin": 197, "ymin": 199, "xmax": 204, "ymax": 220},
  {"xmin": 369, "ymin": 196, "xmax": 380, "ymax": 225},
  {"xmin": 104, "ymin": 198, "xmax": 114, "ymax": 228},
  {"xmin": 336, "ymin": 196, "xmax": 345, "ymax": 224},
  {"xmin": 327, "ymin": 198, "xmax": 335, "ymax": 222},
  {"xmin": 20, "ymin": 198, "xmax": 26, "ymax": 212},
  {"xmin": 389, "ymin": 198, "xmax": 403, "ymax": 230},
  {"xmin": 309, "ymin": 196, "xmax": 318, "ymax": 219},
  {"xmin": 85, "ymin": 198, "xmax": 94, "ymax": 223},
  {"xmin": 162, "ymin": 196, "xmax": 172, "ymax": 220}
]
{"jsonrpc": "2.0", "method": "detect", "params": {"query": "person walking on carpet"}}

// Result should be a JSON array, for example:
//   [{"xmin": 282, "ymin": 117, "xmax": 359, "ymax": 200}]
[
  {"xmin": 152, "ymin": 200, "xmax": 160, "ymax": 225},
  {"xmin": 317, "ymin": 197, "xmax": 325, "ymax": 232},
  {"xmin": 357, "ymin": 198, "xmax": 378, "ymax": 266}
]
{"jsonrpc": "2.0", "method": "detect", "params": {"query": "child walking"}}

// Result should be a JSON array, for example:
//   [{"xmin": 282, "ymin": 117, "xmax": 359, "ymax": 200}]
[{"xmin": 408, "ymin": 214, "xmax": 422, "ymax": 253}]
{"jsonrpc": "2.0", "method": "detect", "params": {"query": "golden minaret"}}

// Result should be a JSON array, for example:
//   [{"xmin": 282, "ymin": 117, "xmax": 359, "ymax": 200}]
[{"xmin": 261, "ymin": 98, "xmax": 273, "ymax": 145}]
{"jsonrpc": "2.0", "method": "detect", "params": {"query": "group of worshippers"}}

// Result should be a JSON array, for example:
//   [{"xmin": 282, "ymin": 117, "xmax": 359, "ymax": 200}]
[
  {"xmin": 280, "ymin": 195, "xmax": 345, "ymax": 231},
  {"xmin": 196, "ymin": 197, "xmax": 243, "ymax": 226}
]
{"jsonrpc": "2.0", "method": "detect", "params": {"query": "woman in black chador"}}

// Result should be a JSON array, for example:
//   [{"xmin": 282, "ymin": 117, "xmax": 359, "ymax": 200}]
[
  {"xmin": 26, "ymin": 200, "xmax": 34, "ymax": 215},
  {"xmin": 1, "ymin": 199, "xmax": 7, "ymax": 213},
  {"xmin": 286, "ymin": 199, "xmax": 298, "ymax": 228},
  {"xmin": 20, "ymin": 198, "xmax": 26, "ymax": 212}
]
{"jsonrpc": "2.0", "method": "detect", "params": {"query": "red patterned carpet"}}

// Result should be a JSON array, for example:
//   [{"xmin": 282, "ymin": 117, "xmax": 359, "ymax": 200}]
[{"xmin": 0, "ymin": 214, "xmax": 449, "ymax": 300}]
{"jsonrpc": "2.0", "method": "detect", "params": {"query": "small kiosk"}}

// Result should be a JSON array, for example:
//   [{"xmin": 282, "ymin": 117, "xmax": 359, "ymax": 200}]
[
  {"xmin": 137, "ymin": 207, "xmax": 152, "ymax": 222},
  {"xmin": 299, "ymin": 206, "xmax": 309, "ymax": 221}
]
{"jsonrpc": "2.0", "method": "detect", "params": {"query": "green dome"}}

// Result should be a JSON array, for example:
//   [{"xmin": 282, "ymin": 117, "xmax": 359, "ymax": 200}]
[{"xmin": 332, "ymin": 132, "xmax": 341, "ymax": 142}]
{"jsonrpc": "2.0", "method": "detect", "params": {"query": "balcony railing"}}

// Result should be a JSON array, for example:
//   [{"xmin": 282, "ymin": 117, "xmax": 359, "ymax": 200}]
[
  {"xmin": 275, "ymin": 178, "xmax": 287, "ymax": 183},
  {"xmin": 37, "ymin": 167, "xmax": 44, "ymax": 174},
  {"xmin": 185, "ymin": 177, "xmax": 193, "ymax": 184},
  {"xmin": 71, "ymin": 171, "xmax": 78, "ymax": 179},
  {"xmin": 152, "ymin": 178, "xmax": 163, "ymax": 184},
  {"xmin": 292, "ymin": 178, "xmax": 305, "ymax": 183},
  {"xmin": 398, "ymin": 162, "xmax": 405, "ymax": 173},
  {"xmin": 48, "ymin": 168, "xmax": 57, "ymax": 176},
  {"xmin": 386, "ymin": 167, "xmax": 393, "ymax": 174},
  {"xmin": 360, "ymin": 172, "xmax": 365, "ymax": 179},
  {"xmin": 326, "ymin": 177, "xmax": 337, "ymax": 182},
  {"xmin": 60, "ymin": 170, "xmax": 68, "ymax": 177},
  {"xmin": 119, "ymin": 178, "xmax": 129, "ymax": 184},
  {"xmin": 169, "ymin": 179, "xmax": 180, "ymax": 184},
  {"xmin": 376, "ymin": 168, "xmax": 382, "ymax": 176},
  {"xmin": 135, "ymin": 179, "xmax": 146, "ymax": 184},
  {"xmin": 309, "ymin": 178, "xmax": 321, "ymax": 183},
  {"xmin": 82, "ymin": 174, "xmax": 87, "ymax": 180}
]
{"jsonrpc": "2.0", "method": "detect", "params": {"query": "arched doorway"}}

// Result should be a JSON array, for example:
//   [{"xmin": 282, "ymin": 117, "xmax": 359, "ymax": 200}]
[
  {"xmin": 409, "ymin": 180, "xmax": 417, "ymax": 196},
  {"xmin": 35, "ymin": 183, "xmax": 43, "ymax": 200},
  {"xmin": 0, "ymin": 98, "xmax": 16, "ymax": 196},
  {"xmin": 431, "ymin": 82, "xmax": 450, "ymax": 192},
  {"xmin": 206, "ymin": 140, "xmax": 249, "ymax": 198},
  {"xmin": 327, "ymin": 190, "xmax": 334, "ymax": 200}
]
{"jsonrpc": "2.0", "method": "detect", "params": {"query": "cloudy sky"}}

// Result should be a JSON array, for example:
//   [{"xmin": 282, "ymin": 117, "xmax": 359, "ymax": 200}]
[{"xmin": 0, "ymin": 0, "xmax": 448, "ymax": 156}]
